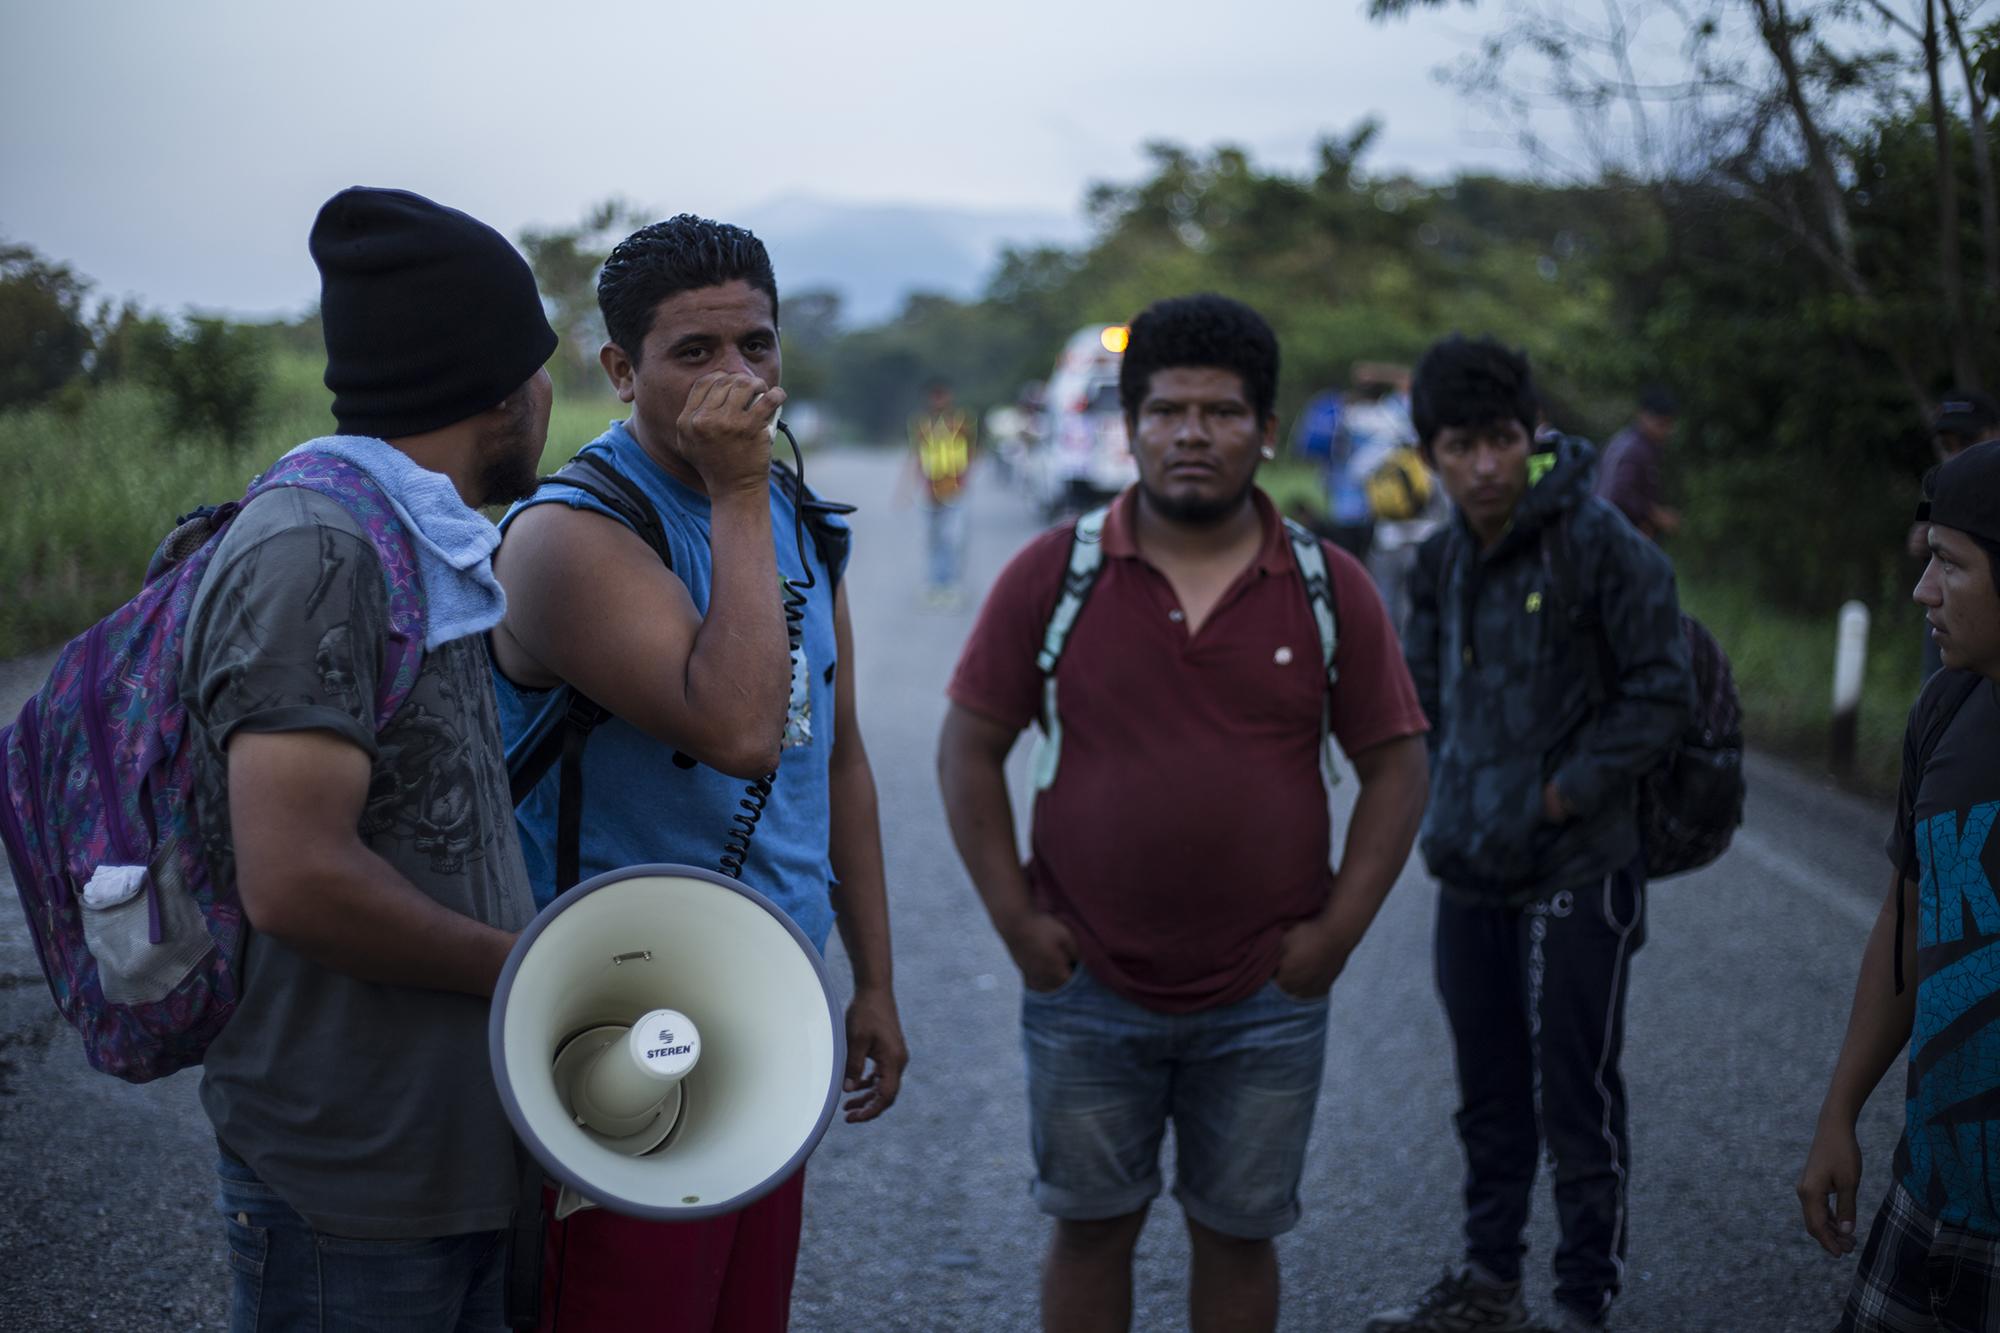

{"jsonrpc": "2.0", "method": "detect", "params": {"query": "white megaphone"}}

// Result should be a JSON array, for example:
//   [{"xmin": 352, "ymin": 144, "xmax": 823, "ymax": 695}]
[{"xmin": 488, "ymin": 863, "xmax": 844, "ymax": 1221}]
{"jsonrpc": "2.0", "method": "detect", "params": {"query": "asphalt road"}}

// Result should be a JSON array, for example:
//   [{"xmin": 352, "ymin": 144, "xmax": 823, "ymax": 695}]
[{"xmin": 0, "ymin": 446, "xmax": 1905, "ymax": 1331}]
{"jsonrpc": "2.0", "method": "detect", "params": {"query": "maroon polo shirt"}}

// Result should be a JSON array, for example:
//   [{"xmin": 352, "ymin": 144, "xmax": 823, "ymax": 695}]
[{"xmin": 947, "ymin": 488, "xmax": 1427, "ymax": 1013}]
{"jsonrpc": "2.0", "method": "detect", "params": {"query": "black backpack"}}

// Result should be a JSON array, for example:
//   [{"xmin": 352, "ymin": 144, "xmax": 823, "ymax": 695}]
[{"xmin": 1542, "ymin": 512, "xmax": 1745, "ymax": 879}]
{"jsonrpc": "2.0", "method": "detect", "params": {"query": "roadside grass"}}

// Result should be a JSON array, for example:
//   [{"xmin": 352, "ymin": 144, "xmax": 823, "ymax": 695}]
[
  {"xmin": 1678, "ymin": 574, "xmax": 1922, "ymax": 798},
  {"xmin": 1257, "ymin": 459, "xmax": 1323, "ymax": 517},
  {"xmin": 1, "ymin": 381, "xmax": 303, "ymax": 657},
  {"xmin": 0, "ymin": 355, "xmax": 623, "ymax": 658}
]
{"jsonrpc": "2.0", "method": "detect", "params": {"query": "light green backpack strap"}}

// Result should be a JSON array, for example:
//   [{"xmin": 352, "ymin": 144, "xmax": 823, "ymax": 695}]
[
  {"xmin": 1030, "ymin": 506, "xmax": 1111, "ymax": 792},
  {"xmin": 1282, "ymin": 518, "xmax": 1342, "ymax": 788}
]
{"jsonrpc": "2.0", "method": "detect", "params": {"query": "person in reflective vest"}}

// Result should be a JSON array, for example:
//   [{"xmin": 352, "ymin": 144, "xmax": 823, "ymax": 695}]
[{"xmin": 909, "ymin": 380, "xmax": 977, "ymax": 604}]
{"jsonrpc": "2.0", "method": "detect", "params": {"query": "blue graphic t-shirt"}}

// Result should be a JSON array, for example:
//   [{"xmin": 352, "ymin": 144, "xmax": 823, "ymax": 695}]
[
  {"xmin": 493, "ymin": 420, "xmax": 846, "ymax": 951},
  {"xmin": 1888, "ymin": 672, "xmax": 2000, "ymax": 1233}
]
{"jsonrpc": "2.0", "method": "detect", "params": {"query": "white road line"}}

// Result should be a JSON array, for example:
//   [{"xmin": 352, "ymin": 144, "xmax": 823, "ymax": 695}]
[{"xmin": 1728, "ymin": 828, "xmax": 1878, "ymax": 929}]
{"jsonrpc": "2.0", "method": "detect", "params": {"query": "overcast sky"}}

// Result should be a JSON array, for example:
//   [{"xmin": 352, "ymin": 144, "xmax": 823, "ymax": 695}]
[{"xmin": 2, "ymin": 0, "xmax": 1530, "ymax": 319}]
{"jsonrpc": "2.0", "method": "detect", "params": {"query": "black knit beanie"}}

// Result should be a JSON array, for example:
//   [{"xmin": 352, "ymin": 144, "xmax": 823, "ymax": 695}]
[
  {"xmin": 311, "ymin": 187, "xmax": 558, "ymax": 439},
  {"xmin": 1928, "ymin": 440, "xmax": 2000, "ymax": 545}
]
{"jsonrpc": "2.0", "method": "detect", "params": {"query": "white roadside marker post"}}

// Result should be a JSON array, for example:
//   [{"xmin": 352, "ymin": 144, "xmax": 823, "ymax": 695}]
[{"xmin": 1831, "ymin": 600, "xmax": 1870, "ymax": 778}]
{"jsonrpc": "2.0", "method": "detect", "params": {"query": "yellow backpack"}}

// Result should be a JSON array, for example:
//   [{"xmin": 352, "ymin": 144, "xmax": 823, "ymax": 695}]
[{"xmin": 1365, "ymin": 446, "xmax": 1433, "ymax": 521}]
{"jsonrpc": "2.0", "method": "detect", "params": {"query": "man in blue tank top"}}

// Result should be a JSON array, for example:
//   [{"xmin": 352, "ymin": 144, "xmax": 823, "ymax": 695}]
[{"xmin": 489, "ymin": 216, "xmax": 906, "ymax": 1332}]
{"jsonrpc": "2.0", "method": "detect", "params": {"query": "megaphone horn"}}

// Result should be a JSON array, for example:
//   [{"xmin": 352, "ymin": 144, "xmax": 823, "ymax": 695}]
[{"xmin": 489, "ymin": 864, "xmax": 844, "ymax": 1222}]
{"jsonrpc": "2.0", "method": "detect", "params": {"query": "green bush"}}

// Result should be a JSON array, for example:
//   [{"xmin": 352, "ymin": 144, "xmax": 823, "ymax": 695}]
[
  {"xmin": 0, "ymin": 382, "xmax": 281, "ymax": 654},
  {"xmin": 0, "ymin": 243, "xmax": 93, "ymax": 411},
  {"xmin": 139, "ymin": 317, "xmax": 270, "ymax": 445},
  {"xmin": 1677, "ymin": 573, "xmax": 1923, "ymax": 797},
  {"xmin": 0, "ymin": 348, "xmax": 626, "ymax": 657}
]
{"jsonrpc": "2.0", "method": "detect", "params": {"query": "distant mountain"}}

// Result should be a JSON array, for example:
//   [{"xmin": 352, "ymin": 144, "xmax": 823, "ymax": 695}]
[{"xmin": 736, "ymin": 194, "xmax": 1087, "ymax": 327}]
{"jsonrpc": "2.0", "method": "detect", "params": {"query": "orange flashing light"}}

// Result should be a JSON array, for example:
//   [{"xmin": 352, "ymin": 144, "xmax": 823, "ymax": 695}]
[{"xmin": 1099, "ymin": 325, "xmax": 1129, "ymax": 354}]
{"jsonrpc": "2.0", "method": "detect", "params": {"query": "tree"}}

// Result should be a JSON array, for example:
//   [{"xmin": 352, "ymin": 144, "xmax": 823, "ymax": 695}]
[
  {"xmin": 777, "ymin": 288, "xmax": 844, "ymax": 401},
  {"xmin": 1367, "ymin": 0, "xmax": 2000, "ymax": 420},
  {"xmin": 141, "ymin": 316, "xmax": 269, "ymax": 445},
  {"xmin": 86, "ymin": 300, "xmax": 164, "ymax": 385},
  {"xmin": 0, "ymin": 242, "xmax": 93, "ymax": 410},
  {"xmin": 518, "ymin": 199, "xmax": 651, "ymax": 391}
]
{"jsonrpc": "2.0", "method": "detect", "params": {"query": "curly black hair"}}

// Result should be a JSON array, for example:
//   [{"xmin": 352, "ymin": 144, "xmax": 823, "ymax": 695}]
[
  {"xmin": 1409, "ymin": 334, "xmax": 1537, "ymax": 446},
  {"xmin": 1118, "ymin": 294, "xmax": 1279, "ymax": 426},
  {"xmin": 597, "ymin": 215, "xmax": 779, "ymax": 357}
]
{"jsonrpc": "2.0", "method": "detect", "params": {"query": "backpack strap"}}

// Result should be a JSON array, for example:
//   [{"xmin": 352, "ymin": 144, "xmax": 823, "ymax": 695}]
[
  {"xmin": 1036, "ymin": 507, "xmax": 1113, "ymax": 677},
  {"xmin": 1282, "ymin": 519, "xmax": 1340, "ymax": 685},
  {"xmin": 1541, "ymin": 509, "xmax": 1617, "ymax": 705},
  {"xmin": 769, "ymin": 457, "xmax": 858, "ymax": 585},
  {"xmin": 541, "ymin": 451, "xmax": 675, "ymax": 568},
  {"xmin": 503, "ymin": 450, "xmax": 677, "ymax": 895},
  {"xmin": 1283, "ymin": 519, "xmax": 1343, "ymax": 788},
  {"xmin": 1029, "ymin": 506, "xmax": 1112, "ymax": 791},
  {"xmin": 250, "ymin": 453, "xmax": 429, "ymax": 725},
  {"xmin": 1427, "ymin": 526, "xmax": 1462, "ymax": 626}
]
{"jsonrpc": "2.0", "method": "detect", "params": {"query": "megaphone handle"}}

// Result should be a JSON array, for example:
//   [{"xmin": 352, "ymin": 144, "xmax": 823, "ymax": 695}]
[{"xmin": 553, "ymin": 1183, "xmax": 597, "ymax": 1222}]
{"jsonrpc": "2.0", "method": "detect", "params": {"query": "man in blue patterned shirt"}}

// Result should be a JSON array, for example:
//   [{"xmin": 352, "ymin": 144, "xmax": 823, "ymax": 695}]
[{"xmin": 1801, "ymin": 440, "xmax": 2000, "ymax": 1332}]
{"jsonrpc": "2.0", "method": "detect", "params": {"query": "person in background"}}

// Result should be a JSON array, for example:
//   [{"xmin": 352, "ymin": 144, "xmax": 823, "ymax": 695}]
[
  {"xmin": 1910, "ymin": 391, "xmax": 2000, "ymax": 678},
  {"xmin": 1370, "ymin": 335, "xmax": 1690, "ymax": 1333},
  {"xmin": 1347, "ymin": 365, "xmax": 1438, "ymax": 638},
  {"xmin": 910, "ymin": 379, "xmax": 978, "ymax": 606},
  {"xmin": 1799, "ymin": 441, "xmax": 2000, "ymax": 1332},
  {"xmin": 1294, "ymin": 387, "xmax": 1372, "ymax": 560},
  {"xmin": 940, "ymin": 294, "xmax": 1430, "ymax": 1333},
  {"xmin": 1592, "ymin": 387, "xmax": 1680, "ymax": 542}
]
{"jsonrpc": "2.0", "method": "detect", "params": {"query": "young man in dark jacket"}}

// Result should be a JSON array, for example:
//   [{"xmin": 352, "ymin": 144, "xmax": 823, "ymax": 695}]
[{"xmin": 1367, "ymin": 336, "xmax": 1691, "ymax": 1333}]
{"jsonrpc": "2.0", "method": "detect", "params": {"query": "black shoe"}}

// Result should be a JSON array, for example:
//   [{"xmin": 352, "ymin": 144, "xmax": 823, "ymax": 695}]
[{"xmin": 1362, "ymin": 1266, "xmax": 1534, "ymax": 1332}]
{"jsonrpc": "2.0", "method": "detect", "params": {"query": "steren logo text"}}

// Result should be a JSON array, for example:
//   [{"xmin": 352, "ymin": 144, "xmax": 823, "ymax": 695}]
[{"xmin": 647, "ymin": 1027, "xmax": 693, "ymax": 1060}]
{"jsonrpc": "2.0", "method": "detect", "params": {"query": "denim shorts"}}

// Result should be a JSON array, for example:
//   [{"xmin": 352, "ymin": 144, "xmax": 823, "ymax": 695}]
[{"xmin": 1020, "ymin": 965, "xmax": 1330, "ymax": 1239}]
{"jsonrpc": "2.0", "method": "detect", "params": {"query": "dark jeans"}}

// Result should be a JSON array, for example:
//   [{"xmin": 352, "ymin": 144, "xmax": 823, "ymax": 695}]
[
  {"xmin": 215, "ymin": 1152, "xmax": 507, "ymax": 1333},
  {"xmin": 1434, "ymin": 854, "xmax": 1646, "ymax": 1323}
]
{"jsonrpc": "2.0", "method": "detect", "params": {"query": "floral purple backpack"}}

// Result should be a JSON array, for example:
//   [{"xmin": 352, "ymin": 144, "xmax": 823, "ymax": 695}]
[{"xmin": 0, "ymin": 452, "xmax": 427, "ymax": 1082}]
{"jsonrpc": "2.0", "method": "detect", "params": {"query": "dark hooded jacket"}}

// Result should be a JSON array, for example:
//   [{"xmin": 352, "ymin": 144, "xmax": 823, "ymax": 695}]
[{"xmin": 1406, "ymin": 434, "xmax": 1692, "ymax": 903}]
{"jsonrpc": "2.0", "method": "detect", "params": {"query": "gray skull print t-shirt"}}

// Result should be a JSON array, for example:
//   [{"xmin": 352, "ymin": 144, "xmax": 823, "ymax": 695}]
[{"xmin": 181, "ymin": 485, "xmax": 535, "ymax": 1239}]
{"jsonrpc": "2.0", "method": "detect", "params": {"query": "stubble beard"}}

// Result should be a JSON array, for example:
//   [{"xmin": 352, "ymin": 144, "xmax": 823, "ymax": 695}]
[
  {"xmin": 474, "ymin": 398, "xmax": 543, "ymax": 507},
  {"xmin": 1139, "ymin": 471, "xmax": 1259, "ymax": 528}
]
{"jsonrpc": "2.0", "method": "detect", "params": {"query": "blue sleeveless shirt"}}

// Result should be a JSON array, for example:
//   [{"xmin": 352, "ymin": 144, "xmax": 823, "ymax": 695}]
[{"xmin": 493, "ymin": 420, "xmax": 846, "ymax": 950}]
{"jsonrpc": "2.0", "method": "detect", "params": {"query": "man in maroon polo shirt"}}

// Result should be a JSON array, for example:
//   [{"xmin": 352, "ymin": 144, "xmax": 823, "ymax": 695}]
[{"xmin": 938, "ymin": 294, "xmax": 1431, "ymax": 1333}]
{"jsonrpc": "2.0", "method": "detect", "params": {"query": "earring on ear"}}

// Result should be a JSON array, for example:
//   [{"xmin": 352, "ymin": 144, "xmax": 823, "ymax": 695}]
[{"xmin": 1260, "ymin": 446, "xmax": 1277, "ymax": 460}]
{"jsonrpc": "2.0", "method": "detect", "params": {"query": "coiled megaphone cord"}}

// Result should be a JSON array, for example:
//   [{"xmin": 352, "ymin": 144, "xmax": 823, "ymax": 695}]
[{"xmin": 718, "ymin": 419, "xmax": 814, "ymax": 882}]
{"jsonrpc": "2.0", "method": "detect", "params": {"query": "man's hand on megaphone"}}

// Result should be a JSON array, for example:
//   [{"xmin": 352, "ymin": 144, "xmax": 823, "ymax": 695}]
[
  {"xmin": 677, "ymin": 370, "xmax": 784, "ymax": 498},
  {"xmin": 840, "ymin": 986, "xmax": 907, "ymax": 1123}
]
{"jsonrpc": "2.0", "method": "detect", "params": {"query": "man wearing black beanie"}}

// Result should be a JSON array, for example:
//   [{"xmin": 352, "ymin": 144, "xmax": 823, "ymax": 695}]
[
  {"xmin": 184, "ymin": 187, "xmax": 555, "ymax": 1330},
  {"xmin": 311, "ymin": 185, "xmax": 559, "ymax": 503},
  {"xmin": 1800, "ymin": 441, "xmax": 2000, "ymax": 1330}
]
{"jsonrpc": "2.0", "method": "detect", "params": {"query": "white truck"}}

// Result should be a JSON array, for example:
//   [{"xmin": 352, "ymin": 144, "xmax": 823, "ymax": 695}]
[{"xmin": 1026, "ymin": 324, "xmax": 1137, "ymax": 518}]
